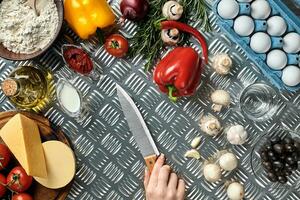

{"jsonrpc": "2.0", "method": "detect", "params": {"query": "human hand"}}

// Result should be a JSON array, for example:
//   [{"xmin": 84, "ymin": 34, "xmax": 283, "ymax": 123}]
[{"xmin": 144, "ymin": 154, "xmax": 185, "ymax": 200}]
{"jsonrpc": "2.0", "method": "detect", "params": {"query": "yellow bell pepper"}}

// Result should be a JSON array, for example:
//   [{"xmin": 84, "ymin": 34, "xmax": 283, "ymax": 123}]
[{"xmin": 64, "ymin": 0, "xmax": 116, "ymax": 39}]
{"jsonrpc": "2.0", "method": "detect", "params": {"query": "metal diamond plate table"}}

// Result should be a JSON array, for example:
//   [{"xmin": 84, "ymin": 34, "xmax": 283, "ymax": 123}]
[{"xmin": 0, "ymin": 0, "xmax": 299, "ymax": 199}]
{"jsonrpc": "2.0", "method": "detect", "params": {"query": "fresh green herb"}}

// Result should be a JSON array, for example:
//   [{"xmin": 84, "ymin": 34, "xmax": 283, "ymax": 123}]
[{"xmin": 128, "ymin": 0, "xmax": 211, "ymax": 71}]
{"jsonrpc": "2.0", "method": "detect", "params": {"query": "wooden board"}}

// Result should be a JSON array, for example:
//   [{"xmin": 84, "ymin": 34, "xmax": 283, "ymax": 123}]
[{"xmin": 0, "ymin": 111, "xmax": 73, "ymax": 200}]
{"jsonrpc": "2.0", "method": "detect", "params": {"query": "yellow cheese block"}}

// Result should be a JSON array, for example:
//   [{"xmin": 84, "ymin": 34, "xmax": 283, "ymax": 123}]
[
  {"xmin": 0, "ymin": 114, "xmax": 47, "ymax": 178},
  {"xmin": 34, "ymin": 141, "xmax": 75, "ymax": 189}
]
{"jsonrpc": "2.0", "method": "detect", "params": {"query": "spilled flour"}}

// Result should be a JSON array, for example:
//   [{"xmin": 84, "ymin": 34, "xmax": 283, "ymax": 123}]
[{"xmin": 0, "ymin": 0, "xmax": 59, "ymax": 54}]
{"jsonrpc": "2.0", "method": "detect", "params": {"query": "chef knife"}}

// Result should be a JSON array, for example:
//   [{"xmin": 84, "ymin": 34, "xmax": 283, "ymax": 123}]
[{"xmin": 116, "ymin": 84, "xmax": 160, "ymax": 172}]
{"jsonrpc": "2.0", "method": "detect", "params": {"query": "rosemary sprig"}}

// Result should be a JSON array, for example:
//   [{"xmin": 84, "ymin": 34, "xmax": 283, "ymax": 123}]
[{"xmin": 128, "ymin": 0, "xmax": 211, "ymax": 71}]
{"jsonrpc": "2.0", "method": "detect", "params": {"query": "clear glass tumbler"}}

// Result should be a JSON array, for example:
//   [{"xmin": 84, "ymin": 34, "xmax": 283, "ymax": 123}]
[{"xmin": 239, "ymin": 83, "xmax": 279, "ymax": 121}]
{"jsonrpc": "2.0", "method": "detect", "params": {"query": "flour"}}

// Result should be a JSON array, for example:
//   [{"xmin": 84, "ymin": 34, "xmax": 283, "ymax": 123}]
[{"xmin": 0, "ymin": 0, "xmax": 59, "ymax": 54}]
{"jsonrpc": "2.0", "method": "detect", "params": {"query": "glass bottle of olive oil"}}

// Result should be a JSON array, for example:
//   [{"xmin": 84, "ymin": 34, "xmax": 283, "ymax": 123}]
[{"xmin": 1, "ymin": 66, "xmax": 55, "ymax": 112}]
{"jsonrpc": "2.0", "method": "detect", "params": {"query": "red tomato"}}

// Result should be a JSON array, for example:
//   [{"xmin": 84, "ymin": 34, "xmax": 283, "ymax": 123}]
[
  {"xmin": 105, "ymin": 34, "xmax": 129, "ymax": 58},
  {"xmin": 12, "ymin": 193, "xmax": 33, "ymax": 200},
  {"xmin": 0, "ymin": 173, "xmax": 7, "ymax": 197},
  {"xmin": 0, "ymin": 144, "xmax": 11, "ymax": 170},
  {"xmin": 7, "ymin": 166, "xmax": 32, "ymax": 192}
]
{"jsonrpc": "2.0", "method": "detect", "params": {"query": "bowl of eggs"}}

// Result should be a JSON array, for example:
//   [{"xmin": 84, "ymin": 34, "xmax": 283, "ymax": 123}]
[
  {"xmin": 250, "ymin": 128, "xmax": 300, "ymax": 189},
  {"xmin": 215, "ymin": 0, "xmax": 300, "ymax": 91}
]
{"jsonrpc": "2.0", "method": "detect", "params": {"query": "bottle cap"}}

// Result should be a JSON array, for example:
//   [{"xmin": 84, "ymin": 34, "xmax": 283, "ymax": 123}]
[{"xmin": 1, "ymin": 78, "xmax": 18, "ymax": 97}]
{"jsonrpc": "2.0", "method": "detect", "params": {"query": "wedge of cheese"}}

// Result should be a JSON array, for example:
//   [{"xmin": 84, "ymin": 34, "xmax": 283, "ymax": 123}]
[{"xmin": 0, "ymin": 114, "xmax": 47, "ymax": 178}]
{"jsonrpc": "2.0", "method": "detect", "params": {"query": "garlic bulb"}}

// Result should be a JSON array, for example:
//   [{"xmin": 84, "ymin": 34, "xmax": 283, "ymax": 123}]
[
  {"xmin": 161, "ymin": 28, "xmax": 180, "ymax": 45},
  {"xmin": 227, "ymin": 182, "xmax": 245, "ymax": 200},
  {"xmin": 212, "ymin": 53, "xmax": 232, "ymax": 75},
  {"xmin": 162, "ymin": 1, "xmax": 184, "ymax": 20},
  {"xmin": 219, "ymin": 152, "xmax": 238, "ymax": 171},
  {"xmin": 203, "ymin": 163, "xmax": 222, "ymax": 182},
  {"xmin": 200, "ymin": 115, "xmax": 222, "ymax": 136},
  {"xmin": 211, "ymin": 90, "xmax": 231, "ymax": 112},
  {"xmin": 226, "ymin": 125, "xmax": 248, "ymax": 145}
]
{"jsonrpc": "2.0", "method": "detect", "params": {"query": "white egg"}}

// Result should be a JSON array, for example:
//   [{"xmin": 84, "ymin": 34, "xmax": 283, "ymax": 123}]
[
  {"xmin": 217, "ymin": 0, "xmax": 239, "ymax": 19},
  {"xmin": 283, "ymin": 32, "xmax": 300, "ymax": 53},
  {"xmin": 267, "ymin": 50, "xmax": 287, "ymax": 70},
  {"xmin": 282, "ymin": 65, "xmax": 300, "ymax": 86},
  {"xmin": 250, "ymin": 32, "xmax": 271, "ymax": 53},
  {"xmin": 234, "ymin": 16, "xmax": 254, "ymax": 36},
  {"xmin": 251, "ymin": 0, "xmax": 271, "ymax": 19},
  {"xmin": 237, "ymin": 0, "xmax": 252, "ymax": 2},
  {"xmin": 267, "ymin": 16, "xmax": 287, "ymax": 36}
]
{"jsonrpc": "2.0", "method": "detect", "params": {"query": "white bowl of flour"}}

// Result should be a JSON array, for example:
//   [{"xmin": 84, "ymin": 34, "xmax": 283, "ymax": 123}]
[{"xmin": 0, "ymin": 0, "xmax": 63, "ymax": 60}]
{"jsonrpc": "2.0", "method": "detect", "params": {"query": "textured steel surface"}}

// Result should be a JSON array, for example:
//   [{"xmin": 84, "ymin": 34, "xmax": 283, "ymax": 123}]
[{"xmin": 0, "ymin": 0, "xmax": 299, "ymax": 199}]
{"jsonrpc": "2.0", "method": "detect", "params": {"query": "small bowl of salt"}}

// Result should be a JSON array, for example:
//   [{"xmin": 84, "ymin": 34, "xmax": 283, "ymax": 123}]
[
  {"xmin": 56, "ymin": 79, "xmax": 82, "ymax": 117},
  {"xmin": 0, "ymin": 0, "xmax": 64, "ymax": 60}
]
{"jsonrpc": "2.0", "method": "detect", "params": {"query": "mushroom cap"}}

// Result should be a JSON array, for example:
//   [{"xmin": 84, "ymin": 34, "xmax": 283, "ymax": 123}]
[
  {"xmin": 162, "ymin": 1, "xmax": 184, "ymax": 20},
  {"xmin": 203, "ymin": 163, "xmax": 221, "ymax": 182},
  {"xmin": 200, "ymin": 115, "xmax": 222, "ymax": 136},
  {"xmin": 219, "ymin": 152, "xmax": 238, "ymax": 171},
  {"xmin": 227, "ymin": 182, "xmax": 245, "ymax": 200},
  {"xmin": 211, "ymin": 90, "xmax": 231, "ymax": 106},
  {"xmin": 212, "ymin": 53, "xmax": 232, "ymax": 75}
]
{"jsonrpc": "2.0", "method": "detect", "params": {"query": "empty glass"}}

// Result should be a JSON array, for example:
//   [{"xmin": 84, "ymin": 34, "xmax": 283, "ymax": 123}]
[{"xmin": 239, "ymin": 83, "xmax": 279, "ymax": 121}]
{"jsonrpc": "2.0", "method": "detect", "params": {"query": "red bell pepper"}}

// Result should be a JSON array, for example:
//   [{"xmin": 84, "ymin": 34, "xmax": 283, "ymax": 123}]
[{"xmin": 153, "ymin": 21, "xmax": 208, "ymax": 101}]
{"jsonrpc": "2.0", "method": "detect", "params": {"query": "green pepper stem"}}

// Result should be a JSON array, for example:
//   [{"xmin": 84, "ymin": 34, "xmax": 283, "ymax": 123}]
[
  {"xmin": 154, "ymin": 18, "xmax": 167, "ymax": 29},
  {"xmin": 167, "ymin": 86, "xmax": 178, "ymax": 102}
]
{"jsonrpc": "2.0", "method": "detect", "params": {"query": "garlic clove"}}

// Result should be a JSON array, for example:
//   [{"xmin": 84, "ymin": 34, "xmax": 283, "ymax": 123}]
[
  {"xmin": 185, "ymin": 149, "xmax": 201, "ymax": 159},
  {"xmin": 191, "ymin": 137, "xmax": 201, "ymax": 148}
]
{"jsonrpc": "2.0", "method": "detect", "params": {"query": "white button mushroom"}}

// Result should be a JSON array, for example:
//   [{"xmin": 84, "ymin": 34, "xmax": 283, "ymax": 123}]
[
  {"xmin": 226, "ymin": 125, "xmax": 248, "ymax": 145},
  {"xmin": 200, "ymin": 115, "xmax": 222, "ymax": 136},
  {"xmin": 203, "ymin": 163, "xmax": 222, "ymax": 182},
  {"xmin": 211, "ymin": 90, "xmax": 231, "ymax": 112},
  {"xmin": 219, "ymin": 152, "xmax": 238, "ymax": 171},
  {"xmin": 162, "ymin": 1, "xmax": 183, "ymax": 20},
  {"xmin": 227, "ymin": 182, "xmax": 245, "ymax": 200},
  {"xmin": 161, "ymin": 28, "xmax": 180, "ymax": 45},
  {"xmin": 212, "ymin": 53, "xmax": 232, "ymax": 75}
]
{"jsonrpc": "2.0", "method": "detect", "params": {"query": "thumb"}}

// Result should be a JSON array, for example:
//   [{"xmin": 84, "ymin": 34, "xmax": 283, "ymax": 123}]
[{"xmin": 143, "ymin": 168, "xmax": 150, "ymax": 189}]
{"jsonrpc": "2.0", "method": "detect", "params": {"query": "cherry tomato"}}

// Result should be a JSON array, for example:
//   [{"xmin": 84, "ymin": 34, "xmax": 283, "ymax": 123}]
[
  {"xmin": 7, "ymin": 166, "xmax": 32, "ymax": 192},
  {"xmin": 12, "ymin": 193, "xmax": 33, "ymax": 200},
  {"xmin": 105, "ymin": 34, "xmax": 129, "ymax": 58},
  {"xmin": 0, "ymin": 173, "xmax": 7, "ymax": 197},
  {"xmin": 0, "ymin": 144, "xmax": 11, "ymax": 170}
]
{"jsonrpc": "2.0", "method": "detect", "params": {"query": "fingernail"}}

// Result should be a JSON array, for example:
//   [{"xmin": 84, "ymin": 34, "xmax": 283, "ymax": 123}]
[{"xmin": 160, "ymin": 154, "xmax": 165, "ymax": 159}]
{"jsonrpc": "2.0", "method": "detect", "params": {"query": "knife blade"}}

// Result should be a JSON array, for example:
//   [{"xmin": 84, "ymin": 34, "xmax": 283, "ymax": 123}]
[{"xmin": 116, "ymin": 84, "xmax": 159, "ymax": 172}]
